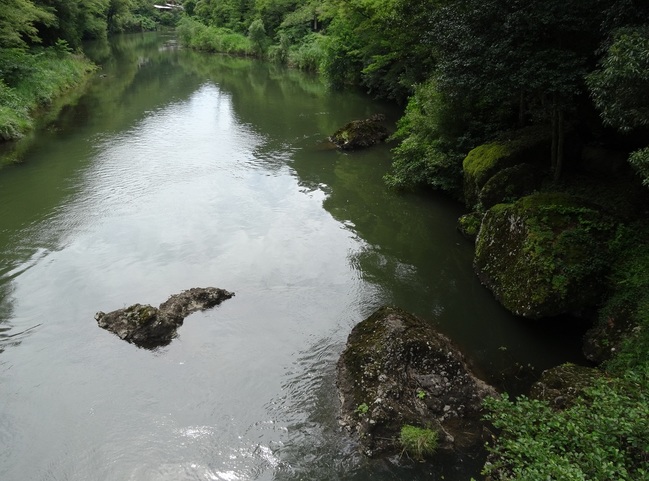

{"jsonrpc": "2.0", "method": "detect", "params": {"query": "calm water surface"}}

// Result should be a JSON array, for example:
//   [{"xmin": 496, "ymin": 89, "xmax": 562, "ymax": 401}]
[{"xmin": 0, "ymin": 32, "xmax": 586, "ymax": 481}]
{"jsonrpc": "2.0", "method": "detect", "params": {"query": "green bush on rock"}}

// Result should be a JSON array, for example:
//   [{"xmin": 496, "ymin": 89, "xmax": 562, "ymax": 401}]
[{"xmin": 474, "ymin": 193, "xmax": 615, "ymax": 318}]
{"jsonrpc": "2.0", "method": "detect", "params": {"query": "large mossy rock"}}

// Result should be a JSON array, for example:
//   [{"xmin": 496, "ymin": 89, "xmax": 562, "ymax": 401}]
[
  {"xmin": 95, "ymin": 287, "xmax": 234, "ymax": 348},
  {"xmin": 329, "ymin": 114, "xmax": 389, "ymax": 150},
  {"xmin": 478, "ymin": 163, "xmax": 543, "ymax": 210},
  {"xmin": 529, "ymin": 363, "xmax": 603, "ymax": 409},
  {"xmin": 337, "ymin": 306, "xmax": 496, "ymax": 457},
  {"xmin": 474, "ymin": 193, "xmax": 615, "ymax": 319},
  {"xmin": 462, "ymin": 128, "xmax": 549, "ymax": 210}
]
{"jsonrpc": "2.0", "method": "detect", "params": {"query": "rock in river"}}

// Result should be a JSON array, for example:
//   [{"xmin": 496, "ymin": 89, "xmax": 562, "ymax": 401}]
[
  {"xmin": 95, "ymin": 287, "xmax": 234, "ymax": 348},
  {"xmin": 337, "ymin": 306, "xmax": 496, "ymax": 457},
  {"xmin": 329, "ymin": 114, "xmax": 389, "ymax": 150}
]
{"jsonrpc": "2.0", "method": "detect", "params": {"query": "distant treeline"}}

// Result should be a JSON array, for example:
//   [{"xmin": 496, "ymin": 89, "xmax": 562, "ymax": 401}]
[{"xmin": 177, "ymin": 0, "xmax": 649, "ymax": 189}]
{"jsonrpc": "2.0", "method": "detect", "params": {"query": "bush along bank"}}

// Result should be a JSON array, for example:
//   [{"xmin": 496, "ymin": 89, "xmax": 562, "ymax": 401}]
[
  {"xmin": 0, "ymin": 45, "xmax": 96, "ymax": 144},
  {"xmin": 455, "ymin": 131, "xmax": 649, "ymax": 480}
]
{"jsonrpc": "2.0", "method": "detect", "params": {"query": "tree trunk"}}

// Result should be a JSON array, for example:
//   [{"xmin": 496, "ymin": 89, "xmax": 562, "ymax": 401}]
[
  {"xmin": 551, "ymin": 97, "xmax": 558, "ymax": 178},
  {"xmin": 554, "ymin": 109, "xmax": 564, "ymax": 182}
]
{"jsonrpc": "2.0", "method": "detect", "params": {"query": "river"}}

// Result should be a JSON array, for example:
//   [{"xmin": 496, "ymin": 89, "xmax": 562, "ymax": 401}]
[{"xmin": 0, "ymin": 32, "xmax": 587, "ymax": 481}]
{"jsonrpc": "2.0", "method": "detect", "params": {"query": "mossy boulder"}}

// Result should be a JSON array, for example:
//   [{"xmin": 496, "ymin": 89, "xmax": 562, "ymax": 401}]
[
  {"xmin": 95, "ymin": 287, "xmax": 234, "ymax": 348},
  {"xmin": 462, "ymin": 128, "xmax": 549, "ymax": 210},
  {"xmin": 529, "ymin": 363, "xmax": 603, "ymax": 409},
  {"xmin": 329, "ymin": 114, "xmax": 389, "ymax": 150},
  {"xmin": 337, "ymin": 306, "xmax": 496, "ymax": 457},
  {"xmin": 474, "ymin": 193, "xmax": 615, "ymax": 319},
  {"xmin": 478, "ymin": 163, "xmax": 543, "ymax": 210}
]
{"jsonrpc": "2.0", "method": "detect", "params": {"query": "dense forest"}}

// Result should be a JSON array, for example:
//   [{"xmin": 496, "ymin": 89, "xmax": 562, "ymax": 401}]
[{"xmin": 2, "ymin": 1, "xmax": 649, "ymax": 479}]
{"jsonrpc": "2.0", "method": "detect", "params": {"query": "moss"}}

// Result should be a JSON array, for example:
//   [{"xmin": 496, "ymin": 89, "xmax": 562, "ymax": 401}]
[
  {"xmin": 330, "ymin": 114, "xmax": 389, "ymax": 150},
  {"xmin": 475, "ymin": 193, "xmax": 616, "ymax": 318},
  {"xmin": 529, "ymin": 363, "xmax": 603, "ymax": 409},
  {"xmin": 462, "ymin": 127, "xmax": 550, "ymax": 209},
  {"xmin": 457, "ymin": 211, "xmax": 483, "ymax": 242},
  {"xmin": 479, "ymin": 163, "xmax": 543, "ymax": 210}
]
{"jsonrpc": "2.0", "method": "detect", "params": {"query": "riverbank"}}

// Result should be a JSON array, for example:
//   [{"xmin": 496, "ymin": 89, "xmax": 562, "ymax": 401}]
[{"xmin": 0, "ymin": 47, "xmax": 96, "ymax": 147}]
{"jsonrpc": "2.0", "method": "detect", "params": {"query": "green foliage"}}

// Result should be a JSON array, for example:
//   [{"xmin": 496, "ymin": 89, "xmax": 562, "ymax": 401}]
[
  {"xmin": 0, "ymin": 49, "xmax": 94, "ymax": 141},
  {"xmin": 248, "ymin": 18, "xmax": 268, "ymax": 54},
  {"xmin": 286, "ymin": 32, "xmax": 327, "ymax": 72},
  {"xmin": 598, "ymin": 223, "xmax": 649, "ymax": 375},
  {"xmin": 399, "ymin": 425, "xmax": 438, "ymax": 461},
  {"xmin": 355, "ymin": 402, "xmax": 369, "ymax": 415},
  {"xmin": 177, "ymin": 17, "xmax": 254, "ymax": 55},
  {"xmin": 384, "ymin": 79, "xmax": 470, "ymax": 195},
  {"xmin": 588, "ymin": 27, "xmax": 649, "ymax": 133},
  {"xmin": 483, "ymin": 376, "xmax": 649, "ymax": 481},
  {"xmin": 629, "ymin": 147, "xmax": 649, "ymax": 187},
  {"xmin": 0, "ymin": 0, "xmax": 55, "ymax": 48}
]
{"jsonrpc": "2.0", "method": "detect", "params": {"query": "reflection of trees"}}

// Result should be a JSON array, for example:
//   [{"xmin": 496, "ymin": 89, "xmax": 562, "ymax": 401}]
[
  {"xmin": 0, "ymin": 284, "xmax": 19, "ymax": 355},
  {"xmin": 175, "ymin": 50, "xmax": 397, "ymax": 162}
]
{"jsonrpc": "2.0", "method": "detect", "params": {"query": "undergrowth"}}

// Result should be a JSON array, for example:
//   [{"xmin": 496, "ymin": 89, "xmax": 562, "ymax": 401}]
[{"xmin": 0, "ymin": 47, "xmax": 94, "ymax": 141}]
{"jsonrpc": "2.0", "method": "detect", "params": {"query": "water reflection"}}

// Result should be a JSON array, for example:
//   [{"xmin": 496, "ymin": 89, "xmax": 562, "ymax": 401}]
[{"xmin": 0, "ymin": 32, "xmax": 588, "ymax": 481}]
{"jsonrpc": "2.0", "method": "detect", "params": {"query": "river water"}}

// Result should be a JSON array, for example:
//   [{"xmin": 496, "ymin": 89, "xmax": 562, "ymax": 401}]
[{"xmin": 0, "ymin": 32, "xmax": 587, "ymax": 481}]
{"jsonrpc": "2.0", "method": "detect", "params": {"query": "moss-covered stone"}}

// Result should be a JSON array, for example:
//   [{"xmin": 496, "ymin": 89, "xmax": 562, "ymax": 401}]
[
  {"xmin": 457, "ymin": 211, "xmax": 483, "ymax": 242},
  {"xmin": 95, "ymin": 287, "xmax": 234, "ymax": 348},
  {"xmin": 529, "ymin": 363, "xmax": 603, "ymax": 409},
  {"xmin": 478, "ymin": 163, "xmax": 542, "ymax": 210},
  {"xmin": 462, "ymin": 128, "xmax": 549, "ymax": 209},
  {"xmin": 474, "ymin": 193, "xmax": 616, "ymax": 319},
  {"xmin": 329, "ymin": 114, "xmax": 389, "ymax": 150},
  {"xmin": 337, "ymin": 306, "xmax": 496, "ymax": 457}
]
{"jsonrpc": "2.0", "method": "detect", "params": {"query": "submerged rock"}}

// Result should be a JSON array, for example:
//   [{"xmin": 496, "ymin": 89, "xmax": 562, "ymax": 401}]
[
  {"xmin": 95, "ymin": 287, "xmax": 234, "ymax": 348},
  {"xmin": 474, "ymin": 193, "xmax": 615, "ymax": 319},
  {"xmin": 337, "ymin": 306, "xmax": 496, "ymax": 457},
  {"xmin": 329, "ymin": 114, "xmax": 389, "ymax": 150}
]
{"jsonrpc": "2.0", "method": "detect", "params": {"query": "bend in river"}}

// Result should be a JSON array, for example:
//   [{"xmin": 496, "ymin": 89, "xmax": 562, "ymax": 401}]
[{"xmin": 0, "ymin": 32, "xmax": 586, "ymax": 481}]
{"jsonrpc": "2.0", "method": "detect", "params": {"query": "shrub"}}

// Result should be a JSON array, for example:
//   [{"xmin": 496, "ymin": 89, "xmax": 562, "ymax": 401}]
[
  {"xmin": 483, "ymin": 376, "xmax": 649, "ymax": 481},
  {"xmin": 399, "ymin": 425, "xmax": 438, "ymax": 461}
]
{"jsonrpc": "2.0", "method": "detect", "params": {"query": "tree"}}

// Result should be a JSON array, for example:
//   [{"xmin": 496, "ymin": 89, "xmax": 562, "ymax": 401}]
[
  {"xmin": 248, "ymin": 18, "xmax": 267, "ymax": 53},
  {"xmin": 0, "ymin": 0, "xmax": 54, "ymax": 48},
  {"xmin": 588, "ymin": 27, "xmax": 649, "ymax": 133},
  {"xmin": 431, "ymin": 0, "xmax": 610, "ymax": 180}
]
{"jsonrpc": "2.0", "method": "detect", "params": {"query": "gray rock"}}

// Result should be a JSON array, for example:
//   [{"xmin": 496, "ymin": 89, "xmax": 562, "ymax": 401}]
[
  {"xmin": 95, "ymin": 287, "xmax": 234, "ymax": 348},
  {"xmin": 329, "ymin": 114, "xmax": 389, "ymax": 150},
  {"xmin": 337, "ymin": 306, "xmax": 497, "ymax": 457}
]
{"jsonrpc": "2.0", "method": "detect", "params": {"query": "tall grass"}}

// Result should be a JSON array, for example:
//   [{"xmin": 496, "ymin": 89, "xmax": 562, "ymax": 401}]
[
  {"xmin": 0, "ymin": 47, "xmax": 95, "ymax": 141},
  {"xmin": 177, "ymin": 17, "xmax": 253, "ymax": 56}
]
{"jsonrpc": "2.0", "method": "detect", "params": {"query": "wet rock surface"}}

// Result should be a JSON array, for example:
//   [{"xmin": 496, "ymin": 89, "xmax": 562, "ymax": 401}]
[
  {"xmin": 329, "ymin": 114, "xmax": 389, "ymax": 150},
  {"xmin": 95, "ymin": 287, "xmax": 234, "ymax": 348},
  {"xmin": 337, "ymin": 306, "xmax": 497, "ymax": 457}
]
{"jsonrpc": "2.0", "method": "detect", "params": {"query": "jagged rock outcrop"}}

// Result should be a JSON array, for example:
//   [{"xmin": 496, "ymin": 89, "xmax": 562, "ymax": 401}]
[
  {"xmin": 329, "ymin": 114, "xmax": 389, "ymax": 150},
  {"xmin": 337, "ymin": 306, "xmax": 497, "ymax": 457},
  {"xmin": 95, "ymin": 287, "xmax": 234, "ymax": 348},
  {"xmin": 474, "ymin": 193, "xmax": 615, "ymax": 319}
]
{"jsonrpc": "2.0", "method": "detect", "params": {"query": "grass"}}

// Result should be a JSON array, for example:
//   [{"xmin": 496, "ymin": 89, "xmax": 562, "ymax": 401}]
[
  {"xmin": 176, "ymin": 17, "xmax": 253, "ymax": 56},
  {"xmin": 0, "ymin": 48, "xmax": 95, "ymax": 142},
  {"xmin": 399, "ymin": 424, "xmax": 438, "ymax": 461}
]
